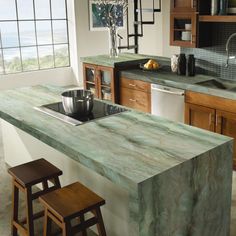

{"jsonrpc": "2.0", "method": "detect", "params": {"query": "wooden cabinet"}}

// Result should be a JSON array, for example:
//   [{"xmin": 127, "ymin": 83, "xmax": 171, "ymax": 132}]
[
  {"xmin": 120, "ymin": 77, "xmax": 150, "ymax": 93},
  {"xmin": 216, "ymin": 110, "xmax": 236, "ymax": 169},
  {"xmin": 170, "ymin": 13, "xmax": 197, "ymax": 48},
  {"xmin": 119, "ymin": 77, "xmax": 151, "ymax": 113},
  {"xmin": 185, "ymin": 103, "xmax": 215, "ymax": 132},
  {"xmin": 83, "ymin": 63, "xmax": 116, "ymax": 103},
  {"xmin": 171, "ymin": 0, "xmax": 197, "ymax": 12},
  {"xmin": 170, "ymin": 0, "xmax": 211, "ymax": 48},
  {"xmin": 185, "ymin": 90, "xmax": 236, "ymax": 169}
]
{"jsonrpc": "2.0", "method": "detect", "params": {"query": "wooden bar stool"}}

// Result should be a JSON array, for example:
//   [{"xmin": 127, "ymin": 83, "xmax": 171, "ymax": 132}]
[
  {"xmin": 39, "ymin": 181, "xmax": 107, "ymax": 236},
  {"xmin": 8, "ymin": 158, "xmax": 63, "ymax": 236}
]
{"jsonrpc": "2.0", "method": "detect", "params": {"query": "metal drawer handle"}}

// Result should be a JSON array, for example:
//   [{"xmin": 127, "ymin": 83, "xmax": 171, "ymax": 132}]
[
  {"xmin": 129, "ymin": 83, "xmax": 136, "ymax": 87},
  {"xmin": 152, "ymin": 87, "xmax": 184, "ymax": 96},
  {"xmin": 129, "ymin": 99, "xmax": 137, "ymax": 102}
]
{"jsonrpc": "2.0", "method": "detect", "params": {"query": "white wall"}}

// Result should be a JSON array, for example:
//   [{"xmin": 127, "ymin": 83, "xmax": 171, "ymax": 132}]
[
  {"xmin": 162, "ymin": 0, "xmax": 180, "ymax": 57},
  {"xmin": 0, "ymin": 67, "xmax": 75, "ymax": 90},
  {"xmin": 138, "ymin": 0, "xmax": 163, "ymax": 55}
]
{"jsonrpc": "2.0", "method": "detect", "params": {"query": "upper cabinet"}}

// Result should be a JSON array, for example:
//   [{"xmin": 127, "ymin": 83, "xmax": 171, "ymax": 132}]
[
  {"xmin": 171, "ymin": 0, "xmax": 198, "ymax": 12},
  {"xmin": 170, "ymin": 0, "xmax": 212, "ymax": 48},
  {"xmin": 170, "ymin": 12, "xmax": 197, "ymax": 48}
]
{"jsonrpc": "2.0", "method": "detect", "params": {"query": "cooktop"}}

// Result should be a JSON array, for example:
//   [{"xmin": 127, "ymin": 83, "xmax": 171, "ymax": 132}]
[{"xmin": 35, "ymin": 100, "xmax": 128, "ymax": 126}]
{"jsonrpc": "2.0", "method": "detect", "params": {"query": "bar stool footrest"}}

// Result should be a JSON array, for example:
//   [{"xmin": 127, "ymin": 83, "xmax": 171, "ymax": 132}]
[
  {"xmin": 13, "ymin": 221, "xmax": 28, "ymax": 236},
  {"xmin": 21, "ymin": 210, "xmax": 45, "ymax": 224},
  {"xmin": 72, "ymin": 216, "xmax": 98, "ymax": 234}
]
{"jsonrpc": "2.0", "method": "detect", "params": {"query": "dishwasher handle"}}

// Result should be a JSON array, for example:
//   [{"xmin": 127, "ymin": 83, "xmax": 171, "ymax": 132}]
[{"xmin": 151, "ymin": 85, "xmax": 185, "ymax": 96}]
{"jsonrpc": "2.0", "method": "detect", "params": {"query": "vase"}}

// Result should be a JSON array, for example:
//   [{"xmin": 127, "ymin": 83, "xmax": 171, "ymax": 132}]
[
  {"xmin": 108, "ymin": 26, "xmax": 118, "ymax": 58},
  {"xmin": 218, "ymin": 0, "xmax": 228, "ymax": 15}
]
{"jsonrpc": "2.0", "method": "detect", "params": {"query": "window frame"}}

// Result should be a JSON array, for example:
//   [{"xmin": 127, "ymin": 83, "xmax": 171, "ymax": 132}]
[{"xmin": 0, "ymin": 0, "xmax": 70, "ymax": 75}]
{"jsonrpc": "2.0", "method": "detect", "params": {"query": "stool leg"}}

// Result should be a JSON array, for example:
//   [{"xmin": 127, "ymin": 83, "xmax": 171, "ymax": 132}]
[
  {"xmin": 62, "ymin": 221, "xmax": 71, "ymax": 236},
  {"xmin": 25, "ymin": 187, "xmax": 34, "ymax": 236},
  {"xmin": 52, "ymin": 176, "xmax": 61, "ymax": 188},
  {"xmin": 11, "ymin": 180, "xmax": 19, "ymax": 236},
  {"xmin": 42, "ymin": 180, "xmax": 49, "ymax": 190},
  {"xmin": 43, "ymin": 209, "xmax": 52, "ymax": 236},
  {"xmin": 94, "ymin": 208, "xmax": 106, "ymax": 236},
  {"xmin": 79, "ymin": 215, "xmax": 87, "ymax": 236}
]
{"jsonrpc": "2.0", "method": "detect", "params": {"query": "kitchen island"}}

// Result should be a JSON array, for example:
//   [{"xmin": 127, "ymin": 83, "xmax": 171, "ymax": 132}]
[{"xmin": 0, "ymin": 85, "xmax": 233, "ymax": 236}]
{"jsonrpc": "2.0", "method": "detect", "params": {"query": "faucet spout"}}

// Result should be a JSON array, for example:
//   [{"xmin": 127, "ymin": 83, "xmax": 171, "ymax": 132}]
[{"xmin": 226, "ymin": 32, "xmax": 236, "ymax": 67}]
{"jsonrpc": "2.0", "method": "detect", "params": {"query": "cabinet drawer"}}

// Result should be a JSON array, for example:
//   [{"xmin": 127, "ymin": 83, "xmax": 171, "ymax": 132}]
[
  {"xmin": 120, "ymin": 77, "xmax": 151, "ymax": 93},
  {"xmin": 120, "ymin": 87, "xmax": 151, "ymax": 113}
]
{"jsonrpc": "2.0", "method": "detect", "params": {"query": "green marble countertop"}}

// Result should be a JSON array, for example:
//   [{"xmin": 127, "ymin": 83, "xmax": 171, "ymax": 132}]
[
  {"xmin": 81, "ymin": 53, "xmax": 149, "ymax": 68},
  {"xmin": 0, "ymin": 85, "xmax": 232, "ymax": 190}
]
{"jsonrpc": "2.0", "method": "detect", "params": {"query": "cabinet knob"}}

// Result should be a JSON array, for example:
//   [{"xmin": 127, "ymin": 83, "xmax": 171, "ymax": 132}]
[{"xmin": 129, "ymin": 99, "xmax": 137, "ymax": 102}]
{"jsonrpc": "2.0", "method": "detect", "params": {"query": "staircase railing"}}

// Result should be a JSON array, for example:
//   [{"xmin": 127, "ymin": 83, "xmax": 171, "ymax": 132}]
[{"xmin": 118, "ymin": 0, "xmax": 161, "ymax": 53}]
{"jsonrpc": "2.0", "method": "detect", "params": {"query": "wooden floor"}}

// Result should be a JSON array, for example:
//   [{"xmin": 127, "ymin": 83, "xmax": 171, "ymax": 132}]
[{"xmin": 0, "ymin": 131, "xmax": 235, "ymax": 236}]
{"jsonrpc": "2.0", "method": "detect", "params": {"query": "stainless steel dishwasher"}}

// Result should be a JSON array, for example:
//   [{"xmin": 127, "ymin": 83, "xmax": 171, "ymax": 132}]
[{"xmin": 151, "ymin": 84, "xmax": 185, "ymax": 123}]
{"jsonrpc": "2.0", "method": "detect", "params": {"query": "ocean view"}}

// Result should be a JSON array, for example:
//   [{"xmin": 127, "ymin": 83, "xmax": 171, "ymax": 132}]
[{"xmin": 0, "ymin": 0, "xmax": 69, "ymax": 74}]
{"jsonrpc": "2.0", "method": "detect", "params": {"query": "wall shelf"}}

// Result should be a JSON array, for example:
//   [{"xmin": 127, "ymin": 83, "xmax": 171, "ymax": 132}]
[{"xmin": 199, "ymin": 15, "xmax": 236, "ymax": 22}]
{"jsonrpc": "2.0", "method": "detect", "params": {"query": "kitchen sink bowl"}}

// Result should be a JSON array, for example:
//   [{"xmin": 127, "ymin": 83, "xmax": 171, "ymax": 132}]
[
  {"xmin": 196, "ymin": 79, "xmax": 227, "ymax": 90},
  {"xmin": 61, "ymin": 89, "xmax": 94, "ymax": 116},
  {"xmin": 196, "ymin": 79, "xmax": 236, "ymax": 91}
]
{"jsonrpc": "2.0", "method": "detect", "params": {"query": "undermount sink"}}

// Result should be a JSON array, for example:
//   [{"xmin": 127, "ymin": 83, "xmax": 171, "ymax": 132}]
[
  {"xmin": 196, "ymin": 80, "xmax": 227, "ymax": 90},
  {"xmin": 196, "ymin": 79, "xmax": 236, "ymax": 91},
  {"xmin": 227, "ymin": 87, "xmax": 236, "ymax": 92}
]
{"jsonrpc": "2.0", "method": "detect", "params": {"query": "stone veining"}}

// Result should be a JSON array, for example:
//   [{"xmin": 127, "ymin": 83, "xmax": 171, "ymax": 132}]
[{"xmin": 0, "ymin": 85, "xmax": 233, "ymax": 236}]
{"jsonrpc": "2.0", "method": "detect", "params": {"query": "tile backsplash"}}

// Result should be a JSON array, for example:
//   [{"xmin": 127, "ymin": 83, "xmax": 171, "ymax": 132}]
[{"xmin": 181, "ymin": 23, "xmax": 236, "ymax": 81}]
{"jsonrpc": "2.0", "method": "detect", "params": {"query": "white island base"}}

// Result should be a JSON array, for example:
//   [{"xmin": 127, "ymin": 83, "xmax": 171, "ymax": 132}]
[{"xmin": 1, "ymin": 119, "xmax": 131, "ymax": 236}]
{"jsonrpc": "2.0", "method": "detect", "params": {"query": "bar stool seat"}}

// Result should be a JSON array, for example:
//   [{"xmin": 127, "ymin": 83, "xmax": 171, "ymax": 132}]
[
  {"xmin": 39, "ymin": 181, "xmax": 106, "ymax": 236},
  {"xmin": 8, "ymin": 158, "xmax": 62, "ymax": 236}
]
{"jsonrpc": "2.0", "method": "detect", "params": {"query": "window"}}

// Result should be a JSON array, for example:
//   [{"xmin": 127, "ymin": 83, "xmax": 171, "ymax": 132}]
[{"xmin": 0, "ymin": 0, "xmax": 70, "ymax": 75}]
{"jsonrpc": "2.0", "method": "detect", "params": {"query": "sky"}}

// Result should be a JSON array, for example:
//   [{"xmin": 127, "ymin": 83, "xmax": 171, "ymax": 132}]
[{"xmin": 0, "ymin": 0, "xmax": 66, "ymax": 20}]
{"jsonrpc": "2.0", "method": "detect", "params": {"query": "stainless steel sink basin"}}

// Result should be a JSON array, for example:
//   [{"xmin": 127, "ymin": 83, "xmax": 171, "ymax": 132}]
[
  {"xmin": 227, "ymin": 87, "xmax": 236, "ymax": 92},
  {"xmin": 196, "ymin": 80, "xmax": 227, "ymax": 90},
  {"xmin": 196, "ymin": 79, "xmax": 236, "ymax": 91}
]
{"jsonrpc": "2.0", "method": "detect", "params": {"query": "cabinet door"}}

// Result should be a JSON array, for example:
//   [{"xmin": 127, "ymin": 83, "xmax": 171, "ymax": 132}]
[
  {"xmin": 185, "ymin": 103, "xmax": 215, "ymax": 132},
  {"xmin": 120, "ymin": 77, "xmax": 151, "ymax": 93},
  {"xmin": 120, "ymin": 87, "xmax": 151, "ymax": 113},
  {"xmin": 170, "ymin": 13, "xmax": 197, "ymax": 48},
  {"xmin": 216, "ymin": 110, "xmax": 236, "ymax": 169},
  {"xmin": 171, "ymin": 0, "xmax": 197, "ymax": 12},
  {"xmin": 83, "ymin": 64, "xmax": 98, "ymax": 98},
  {"xmin": 96, "ymin": 66, "xmax": 115, "ymax": 103}
]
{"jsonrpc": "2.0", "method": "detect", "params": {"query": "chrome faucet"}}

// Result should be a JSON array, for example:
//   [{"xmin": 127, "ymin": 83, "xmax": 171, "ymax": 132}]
[
  {"xmin": 226, "ymin": 32, "xmax": 236, "ymax": 67},
  {"xmin": 117, "ymin": 34, "xmax": 123, "ymax": 54}
]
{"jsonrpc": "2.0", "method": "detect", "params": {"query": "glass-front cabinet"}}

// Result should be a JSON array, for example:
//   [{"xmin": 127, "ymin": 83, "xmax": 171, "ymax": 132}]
[
  {"xmin": 170, "ymin": 13, "xmax": 197, "ymax": 48},
  {"xmin": 83, "ymin": 63, "xmax": 115, "ymax": 103},
  {"xmin": 171, "ymin": 0, "xmax": 197, "ymax": 12}
]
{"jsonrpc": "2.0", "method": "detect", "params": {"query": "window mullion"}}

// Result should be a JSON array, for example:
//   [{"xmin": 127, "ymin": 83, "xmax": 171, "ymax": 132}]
[
  {"xmin": 0, "ymin": 30, "xmax": 6, "ymax": 74},
  {"xmin": 65, "ymin": 0, "xmax": 70, "ymax": 67},
  {"xmin": 14, "ymin": 0, "xmax": 23, "ymax": 72},
  {"xmin": 49, "ymin": 0, "xmax": 56, "ymax": 68},
  {"xmin": 32, "ymin": 0, "xmax": 40, "ymax": 70},
  {"xmin": 1, "ymin": 0, "xmax": 70, "ymax": 75}
]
